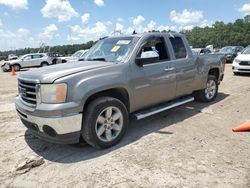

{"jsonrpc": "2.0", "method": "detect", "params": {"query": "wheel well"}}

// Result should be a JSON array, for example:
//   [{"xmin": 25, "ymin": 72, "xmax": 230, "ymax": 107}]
[
  {"xmin": 208, "ymin": 68, "xmax": 219, "ymax": 80},
  {"xmin": 62, "ymin": 60, "xmax": 67, "ymax": 63},
  {"xmin": 84, "ymin": 88, "xmax": 130, "ymax": 112}
]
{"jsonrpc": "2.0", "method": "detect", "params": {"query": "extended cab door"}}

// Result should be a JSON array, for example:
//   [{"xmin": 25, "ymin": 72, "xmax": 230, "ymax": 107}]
[
  {"xmin": 131, "ymin": 36, "xmax": 176, "ymax": 111},
  {"xmin": 168, "ymin": 36, "xmax": 196, "ymax": 97}
]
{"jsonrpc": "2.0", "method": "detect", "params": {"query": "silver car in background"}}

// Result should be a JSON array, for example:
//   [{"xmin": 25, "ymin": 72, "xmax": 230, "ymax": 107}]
[
  {"xmin": 56, "ymin": 50, "xmax": 89, "ymax": 63},
  {"xmin": 232, "ymin": 47, "xmax": 250, "ymax": 75},
  {"xmin": 1, "ymin": 53, "xmax": 53, "ymax": 72}
]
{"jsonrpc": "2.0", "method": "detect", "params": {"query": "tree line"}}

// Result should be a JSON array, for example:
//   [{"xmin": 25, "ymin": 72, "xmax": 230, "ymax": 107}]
[
  {"xmin": 181, "ymin": 15, "xmax": 250, "ymax": 48},
  {"xmin": 1, "ymin": 15, "xmax": 250, "ymax": 57}
]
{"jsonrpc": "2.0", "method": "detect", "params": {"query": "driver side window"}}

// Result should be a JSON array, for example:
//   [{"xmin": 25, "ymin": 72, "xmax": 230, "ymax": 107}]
[{"xmin": 138, "ymin": 37, "xmax": 169, "ymax": 62}]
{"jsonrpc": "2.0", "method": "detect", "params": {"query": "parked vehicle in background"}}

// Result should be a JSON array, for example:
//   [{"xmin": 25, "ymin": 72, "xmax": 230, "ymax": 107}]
[
  {"xmin": 47, "ymin": 52, "xmax": 63, "ymax": 64},
  {"xmin": 57, "ymin": 50, "xmax": 88, "ymax": 63},
  {"xmin": 192, "ymin": 48, "xmax": 212, "ymax": 55},
  {"xmin": 8, "ymin": 54, "xmax": 18, "ymax": 60},
  {"xmin": 15, "ymin": 32, "xmax": 225, "ymax": 149},
  {"xmin": 1, "ymin": 53, "xmax": 53, "ymax": 72},
  {"xmin": 0, "ymin": 56, "xmax": 7, "ymax": 61},
  {"xmin": 219, "ymin": 46, "xmax": 244, "ymax": 63},
  {"xmin": 232, "ymin": 46, "xmax": 250, "ymax": 75}
]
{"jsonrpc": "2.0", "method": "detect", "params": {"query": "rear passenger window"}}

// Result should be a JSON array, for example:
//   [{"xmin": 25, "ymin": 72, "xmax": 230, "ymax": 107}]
[{"xmin": 170, "ymin": 37, "xmax": 187, "ymax": 59}]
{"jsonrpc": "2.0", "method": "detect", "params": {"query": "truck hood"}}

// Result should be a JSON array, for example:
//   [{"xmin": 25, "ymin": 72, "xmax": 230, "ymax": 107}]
[
  {"xmin": 235, "ymin": 54, "xmax": 250, "ymax": 61},
  {"xmin": 19, "ymin": 61, "xmax": 114, "ymax": 83}
]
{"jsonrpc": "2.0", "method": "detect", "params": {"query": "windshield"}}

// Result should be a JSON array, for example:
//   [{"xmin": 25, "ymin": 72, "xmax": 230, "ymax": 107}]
[
  {"xmin": 72, "ymin": 51, "xmax": 84, "ymax": 58},
  {"xmin": 242, "ymin": 48, "xmax": 250, "ymax": 54},
  {"xmin": 18, "ymin": 55, "xmax": 26, "ymax": 60},
  {"xmin": 84, "ymin": 37, "xmax": 137, "ymax": 63},
  {"xmin": 219, "ymin": 47, "xmax": 235, "ymax": 54}
]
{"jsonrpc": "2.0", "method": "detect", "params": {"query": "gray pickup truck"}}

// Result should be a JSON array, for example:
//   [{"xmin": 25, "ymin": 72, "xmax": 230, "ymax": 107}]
[{"xmin": 15, "ymin": 32, "xmax": 225, "ymax": 149}]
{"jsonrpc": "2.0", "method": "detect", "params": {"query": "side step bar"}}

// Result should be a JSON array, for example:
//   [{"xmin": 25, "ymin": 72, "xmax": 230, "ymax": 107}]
[{"xmin": 134, "ymin": 96, "xmax": 194, "ymax": 120}]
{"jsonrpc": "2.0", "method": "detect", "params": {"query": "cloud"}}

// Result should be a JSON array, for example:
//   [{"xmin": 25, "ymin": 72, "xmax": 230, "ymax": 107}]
[
  {"xmin": 0, "ymin": 19, "xmax": 2, "ymax": 27},
  {"xmin": 81, "ymin": 13, "xmax": 90, "ymax": 24},
  {"xmin": 41, "ymin": 0, "xmax": 79, "ymax": 22},
  {"xmin": 239, "ymin": 3, "xmax": 250, "ymax": 15},
  {"xmin": 68, "ymin": 21, "xmax": 108, "ymax": 42},
  {"xmin": 147, "ymin": 20, "xmax": 156, "ymax": 31},
  {"xmin": 39, "ymin": 24, "xmax": 58, "ymax": 40},
  {"xmin": 115, "ymin": 23, "xmax": 124, "ymax": 32},
  {"xmin": 133, "ymin": 15, "xmax": 145, "ymax": 26},
  {"xmin": 116, "ymin": 17, "xmax": 123, "ymax": 22},
  {"xmin": 0, "ymin": 0, "xmax": 28, "ymax": 10},
  {"xmin": 0, "ymin": 28, "xmax": 37, "ymax": 50},
  {"xmin": 94, "ymin": 0, "xmax": 104, "ymax": 7},
  {"xmin": 170, "ymin": 9, "xmax": 203, "ymax": 25}
]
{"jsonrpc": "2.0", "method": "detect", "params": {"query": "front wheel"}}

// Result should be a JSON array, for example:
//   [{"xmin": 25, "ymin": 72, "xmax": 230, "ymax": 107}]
[
  {"xmin": 82, "ymin": 97, "xmax": 128, "ymax": 149},
  {"xmin": 193, "ymin": 75, "xmax": 218, "ymax": 102}
]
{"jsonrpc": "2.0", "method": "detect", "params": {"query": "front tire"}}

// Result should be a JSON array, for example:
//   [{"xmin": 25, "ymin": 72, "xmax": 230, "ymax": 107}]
[
  {"xmin": 233, "ymin": 72, "xmax": 240, "ymax": 76},
  {"xmin": 13, "ymin": 64, "xmax": 21, "ymax": 71},
  {"xmin": 194, "ymin": 75, "xmax": 218, "ymax": 102},
  {"xmin": 82, "ymin": 97, "xmax": 128, "ymax": 149}
]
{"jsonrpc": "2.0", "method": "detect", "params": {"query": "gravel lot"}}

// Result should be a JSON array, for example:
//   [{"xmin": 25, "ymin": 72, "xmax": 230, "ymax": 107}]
[{"xmin": 0, "ymin": 65, "xmax": 249, "ymax": 188}]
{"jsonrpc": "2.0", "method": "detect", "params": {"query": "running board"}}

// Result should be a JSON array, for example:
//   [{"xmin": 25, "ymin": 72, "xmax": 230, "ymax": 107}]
[{"xmin": 134, "ymin": 96, "xmax": 194, "ymax": 120}]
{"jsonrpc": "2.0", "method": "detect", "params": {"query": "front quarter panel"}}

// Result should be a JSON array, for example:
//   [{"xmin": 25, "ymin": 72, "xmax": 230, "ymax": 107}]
[{"xmin": 54, "ymin": 63, "xmax": 132, "ymax": 113}]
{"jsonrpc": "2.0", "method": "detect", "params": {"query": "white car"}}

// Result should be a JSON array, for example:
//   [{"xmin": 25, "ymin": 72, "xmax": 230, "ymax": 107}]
[
  {"xmin": 1, "ymin": 53, "xmax": 52, "ymax": 72},
  {"xmin": 57, "ymin": 50, "xmax": 88, "ymax": 63},
  {"xmin": 232, "ymin": 47, "xmax": 250, "ymax": 75}
]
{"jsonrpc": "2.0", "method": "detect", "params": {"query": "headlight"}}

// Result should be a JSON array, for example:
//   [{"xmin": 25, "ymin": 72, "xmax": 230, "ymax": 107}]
[
  {"xmin": 39, "ymin": 83, "xmax": 67, "ymax": 104},
  {"xmin": 233, "ymin": 59, "xmax": 240, "ymax": 64}
]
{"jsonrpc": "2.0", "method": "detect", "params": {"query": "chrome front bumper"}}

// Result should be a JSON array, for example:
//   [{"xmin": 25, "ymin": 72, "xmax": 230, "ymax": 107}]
[{"xmin": 15, "ymin": 96, "xmax": 83, "ymax": 144}]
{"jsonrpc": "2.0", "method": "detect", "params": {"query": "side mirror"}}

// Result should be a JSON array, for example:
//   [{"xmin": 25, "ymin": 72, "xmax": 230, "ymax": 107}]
[{"xmin": 135, "ymin": 51, "xmax": 160, "ymax": 66}]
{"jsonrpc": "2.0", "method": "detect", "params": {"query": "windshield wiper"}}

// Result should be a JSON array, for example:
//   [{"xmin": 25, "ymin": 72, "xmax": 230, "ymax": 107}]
[{"xmin": 87, "ymin": 58, "xmax": 106, "ymax": 61}]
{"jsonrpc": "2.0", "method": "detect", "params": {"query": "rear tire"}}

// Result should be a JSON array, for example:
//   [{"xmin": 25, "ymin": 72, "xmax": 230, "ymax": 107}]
[
  {"xmin": 82, "ymin": 97, "xmax": 128, "ymax": 149},
  {"xmin": 193, "ymin": 75, "xmax": 218, "ymax": 102},
  {"xmin": 41, "ymin": 62, "xmax": 48, "ymax": 67}
]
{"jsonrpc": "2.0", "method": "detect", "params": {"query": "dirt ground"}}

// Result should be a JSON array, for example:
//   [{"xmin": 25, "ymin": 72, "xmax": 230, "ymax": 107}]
[{"xmin": 0, "ymin": 65, "xmax": 249, "ymax": 188}]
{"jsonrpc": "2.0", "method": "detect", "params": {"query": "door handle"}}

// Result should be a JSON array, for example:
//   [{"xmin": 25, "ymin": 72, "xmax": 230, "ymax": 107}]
[{"xmin": 164, "ymin": 67, "xmax": 175, "ymax": 71}]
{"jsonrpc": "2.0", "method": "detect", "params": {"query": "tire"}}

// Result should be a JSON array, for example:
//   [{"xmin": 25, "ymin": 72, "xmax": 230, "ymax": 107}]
[
  {"xmin": 193, "ymin": 75, "xmax": 218, "ymax": 102},
  {"xmin": 82, "ymin": 97, "xmax": 128, "ymax": 149},
  {"xmin": 41, "ymin": 62, "xmax": 48, "ymax": 67},
  {"xmin": 13, "ymin": 64, "xmax": 21, "ymax": 71}
]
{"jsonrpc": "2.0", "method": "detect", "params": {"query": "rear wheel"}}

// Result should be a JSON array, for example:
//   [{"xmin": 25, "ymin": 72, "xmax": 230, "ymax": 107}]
[
  {"xmin": 194, "ymin": 75, "xmax": 218, "ymax": 102},
  {"xmin": 41, "ymin": 62, "xmax": 48, "ymax": 67},
  {"xmin": 13, "ymin": 64, "xmax": 21, "ymax": 71},
  {"xmin": 82, "ymin": 97, "xmax": 128, "ymax": 149}
]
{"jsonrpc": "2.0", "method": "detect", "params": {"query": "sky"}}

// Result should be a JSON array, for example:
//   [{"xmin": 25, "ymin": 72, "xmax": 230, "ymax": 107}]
[{"xmin": 0, "ymin": 0, "xmax": 250, "ymax": 51}]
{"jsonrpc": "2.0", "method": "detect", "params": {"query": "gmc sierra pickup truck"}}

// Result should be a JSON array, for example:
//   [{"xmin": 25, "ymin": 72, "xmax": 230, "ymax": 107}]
[{"xmin": 15, "ymin": 32, "xmax": 225, "ymax": 149}]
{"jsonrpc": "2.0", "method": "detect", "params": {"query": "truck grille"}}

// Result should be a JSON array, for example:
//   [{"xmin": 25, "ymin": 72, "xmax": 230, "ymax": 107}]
[
  {"xmin": 239, "ymin": 61, "xmax": 250, "ymax": 66},
  {"xmin": 18, "ymin": 80, "xmax": 37, "ymax": 105}
]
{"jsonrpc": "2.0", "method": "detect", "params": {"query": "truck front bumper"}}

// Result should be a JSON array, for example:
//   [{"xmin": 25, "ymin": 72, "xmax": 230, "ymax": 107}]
[{"xmin": 16, "ymin": 97, "xmax": 82, "ymax": 144}]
